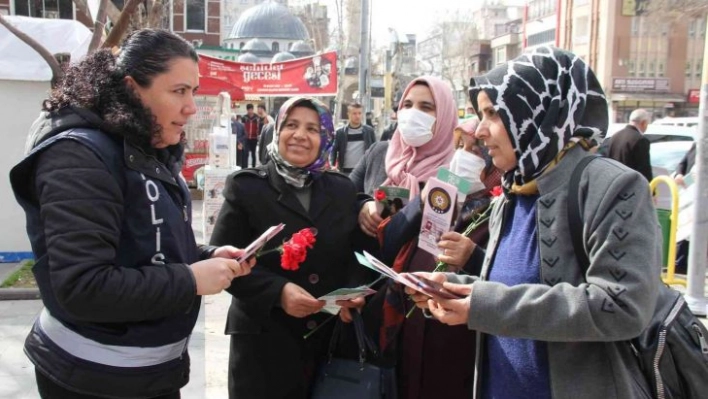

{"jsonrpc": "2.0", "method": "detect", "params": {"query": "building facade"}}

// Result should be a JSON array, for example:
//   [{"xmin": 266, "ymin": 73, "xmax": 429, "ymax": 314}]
[{"xmin": 559, "ymin": 0, "xmax": 706, "ymax": 122}]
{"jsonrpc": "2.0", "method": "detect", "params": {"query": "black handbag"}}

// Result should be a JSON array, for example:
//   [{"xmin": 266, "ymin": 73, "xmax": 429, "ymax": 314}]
[{"xmin": 311, "ymin": 310, "xmax": 397, "ymax": 399}]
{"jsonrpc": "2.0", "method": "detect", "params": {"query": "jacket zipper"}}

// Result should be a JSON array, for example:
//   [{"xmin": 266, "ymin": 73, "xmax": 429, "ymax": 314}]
[
  {"xmin": 653, "ymin": 295, "xmax": 685, "ymax": 399},
  {"xmin": 692, "ymin": 324, "xmax": 708, "ymax": 355}
]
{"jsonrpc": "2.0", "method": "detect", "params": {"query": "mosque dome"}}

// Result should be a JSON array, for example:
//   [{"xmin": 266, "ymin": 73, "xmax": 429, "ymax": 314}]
[
  {"xmin": 228, "ymin": 1, "xmax": 309, "ymax": 41},
  {"xmin": 237, "ymin": 52, "xmax": 261, "ymax": 63},
  {"xmin": 289, "ymin": 40, "xmax": 315, "ymax": 56},
  {"xmin": 271, "ymin": 52, "xmax": 296, "ymax": 63},
  {"xmin": 242, "ymin": 38, "xmax": 270, "ymax": 53}
]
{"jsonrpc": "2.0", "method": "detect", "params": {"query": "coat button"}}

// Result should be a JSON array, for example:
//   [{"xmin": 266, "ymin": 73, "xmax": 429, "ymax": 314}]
[
  {"xmin": 258, "ymin": 171, "xmax": 266, "ymax": 177},
  {"xmin": 306, "ymin": 320, "xmax": 317, "ymax": 330},
  {"xmin": 129, "ymin": 155, "xmax": 134, "ymax": 162},
  {"xmin": 308, "ymin": 273, "xmax": 319, "ymax": 284},
  {"xmin": 155, "ymin": 167, "xmax": 161, "ymax": 174}
]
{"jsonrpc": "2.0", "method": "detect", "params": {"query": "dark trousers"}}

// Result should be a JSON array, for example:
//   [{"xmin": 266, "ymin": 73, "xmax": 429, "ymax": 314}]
[
  {"xmin": 236, "ymin": 143, "xmax": 247, "ymax": 169},
  {"xmin": 246, "ymin": 139, "xmax": 258, "ymax": 168},
  {"xmin": 35, "ymin": 369, "xmax": 181, "ymax": 399}
]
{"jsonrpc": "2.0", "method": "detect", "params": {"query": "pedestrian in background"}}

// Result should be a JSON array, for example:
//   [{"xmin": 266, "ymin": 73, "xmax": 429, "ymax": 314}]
[
  {"xmin": 231, "ymin": 114, "xmax": 247, "ymax": 168},
  {"xmin": 407, "ymin": 47, "xmax": 660, "ymax": 399},
  {"xmin": 242, "ymin": 103, "xmax": 261, "ymax": 167},
  {"xmin": 10, "ymin": 29, "xmax": 254, "ymax": 399},
  {"xmin": 601, "ymin": 108, "xmax": 653, "ymax": 181}
]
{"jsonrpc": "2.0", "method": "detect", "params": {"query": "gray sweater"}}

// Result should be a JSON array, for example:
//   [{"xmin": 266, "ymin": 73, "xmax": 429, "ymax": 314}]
[
  {"xmin": 449, "ymin": 145, "xmax": 660, "ymax": 399},
  {"xmin": 348, "ymin": 141, "xmax": 389, "ymax": 195}
]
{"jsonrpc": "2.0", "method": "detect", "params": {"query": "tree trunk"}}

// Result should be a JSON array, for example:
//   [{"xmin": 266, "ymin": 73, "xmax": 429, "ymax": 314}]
[
  {"xmin": 87, "ymin": 0, "xmax": 109, "ymax": 53},
  {"xmin": 0, "ymin": 14, "xmax": 63, "ymax": 88},
  {"xmin": 147, "ymin": 0, "xmax": 165, "ymax": 29},
  {"xmin": 102, "ymin": 0, "xmax": 143, "ymax": 49}
]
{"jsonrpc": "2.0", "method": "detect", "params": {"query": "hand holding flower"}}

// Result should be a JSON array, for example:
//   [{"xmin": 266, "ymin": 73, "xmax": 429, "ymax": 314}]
[
  {"xmin": 257, "ymin": 228, "xmax": 317, "ymax": 271},
  {"xmin": 437, "ymin": 232, "xmax": 475, "ymax": 271},
  {"xmin": 336, "ymin": 296, "xmax": 366, "ymax": 323}
]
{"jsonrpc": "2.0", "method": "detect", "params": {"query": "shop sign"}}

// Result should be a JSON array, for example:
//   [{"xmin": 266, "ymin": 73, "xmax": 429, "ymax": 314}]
[
  {"xmin": 688, "ymin": 89, "xmax": 700, "ymax": 104},
  {"xmin": 612, "ymin": 77, "xmax": 669, "ymax": 92},
  {"xmin": 199, "ymin": 51, "xmax": 338, "ymax": 97}
]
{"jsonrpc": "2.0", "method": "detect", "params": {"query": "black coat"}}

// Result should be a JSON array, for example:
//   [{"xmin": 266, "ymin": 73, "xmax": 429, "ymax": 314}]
[
  {"xmin": 677, "ymin": 142, "xmax": 696, "ymax": 176},
  {"xmin": 209, "ymin": 162, "xmax": 376, "ymax": 398},
  {"xmin": 605, "ymin": 124, "xmax": 653, "ymax": 181}
]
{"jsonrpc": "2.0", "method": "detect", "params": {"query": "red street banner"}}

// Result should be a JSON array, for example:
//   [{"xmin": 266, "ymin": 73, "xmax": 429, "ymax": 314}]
[{"xmin": 199, "ymin": 51, "xmax": 338, "ymax": 97}]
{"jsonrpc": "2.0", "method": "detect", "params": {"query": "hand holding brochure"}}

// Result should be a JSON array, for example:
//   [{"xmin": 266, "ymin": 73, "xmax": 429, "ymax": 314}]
[
  {"xmin": 317, "ymin": 286, "xmax": 377, "ymax": 315},
  {"xmin": 236, "ymin": 223, "xmax": 285, "ymax": 262},
  {"xmin": 355, "ymin": 251, "xmax": 464, "ymax": 301}
]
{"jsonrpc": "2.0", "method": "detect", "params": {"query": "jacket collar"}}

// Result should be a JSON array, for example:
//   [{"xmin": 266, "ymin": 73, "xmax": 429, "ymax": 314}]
[
  {"xmin": 265, "ymin": 162, "xmax": 333, "ymax": 223},
  {"xmin": 124, "ymin": 141, "xmax": 182, "ymax": 187},
  {"xmin": 536, "ymin": 144, "xmax": 591, "ymax": 195}
]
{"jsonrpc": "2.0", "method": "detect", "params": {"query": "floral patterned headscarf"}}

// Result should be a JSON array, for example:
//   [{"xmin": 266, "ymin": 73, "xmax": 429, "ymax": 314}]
[
  {"xmin": 468, "ymin": 46, "xmax": 608, "ymax": 189},
  {"xmin": 267, "ymin": 97, "xmax": 334, "ymax": 188}
]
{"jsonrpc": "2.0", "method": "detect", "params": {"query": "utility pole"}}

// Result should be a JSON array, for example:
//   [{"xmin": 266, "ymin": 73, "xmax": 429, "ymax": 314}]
[
  {"xmin": 686, "ymin": 14, "xmax": 708, "ymax": 316},
  {"xmin": 358, "ymin": 0, "xmax": 371, "ymax": 111}
]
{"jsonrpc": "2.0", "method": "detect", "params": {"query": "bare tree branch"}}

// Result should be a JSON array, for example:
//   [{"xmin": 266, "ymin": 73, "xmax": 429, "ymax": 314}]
[
  {"xmin": 88, "ymin": 0, "xmax": 109, "ymax": 53},
  {"xmin": 645, "ymin": 0, "xmax": 708, "ymax": 20},
  {"xmin": 0, "ymin": 14, "xmax": 63, "ymax": 87},
  {"xmin": 147, "ymin": 0, "xmax": 166, "ymax": 29},
  {"xmin": 102, "ymin": 0, "xmax": 143, "ymax": 49}
]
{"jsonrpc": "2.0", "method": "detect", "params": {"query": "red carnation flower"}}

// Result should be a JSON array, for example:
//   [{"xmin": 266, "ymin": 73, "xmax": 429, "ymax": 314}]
[
  {"xmin": 490, "ymin": 186, "xmax": 503, "ymax": 197},
  {"xmin": 374, "ymin": 189, "xmax": 387, "ymax": 201}
]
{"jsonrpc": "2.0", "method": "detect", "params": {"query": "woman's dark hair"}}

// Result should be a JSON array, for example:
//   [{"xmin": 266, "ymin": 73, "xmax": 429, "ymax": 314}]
[{"xmin": 44, "ymin": 29, "xmax": 198, "ymax": 149}]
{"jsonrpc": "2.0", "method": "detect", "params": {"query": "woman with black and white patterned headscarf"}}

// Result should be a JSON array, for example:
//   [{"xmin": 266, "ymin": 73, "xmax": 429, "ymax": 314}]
[{"xmin": 404, "ymin": 47, "xmax": 660, "ymax": 399}]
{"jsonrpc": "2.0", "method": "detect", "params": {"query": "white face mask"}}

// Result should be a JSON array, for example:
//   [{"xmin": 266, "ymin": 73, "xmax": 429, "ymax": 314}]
[
  {"xmin": 450, "ymin": 150, "xmax": 486, "ymax": 198},
  {"xmin": 397, "ymin": 108, "xmax": 435, "ymax": 147}
]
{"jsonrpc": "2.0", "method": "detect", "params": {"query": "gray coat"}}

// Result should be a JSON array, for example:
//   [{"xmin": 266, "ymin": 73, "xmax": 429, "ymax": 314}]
[
  {"xmin": 450, "ymin": 146, "xmax": 660, "ymax": 399},
  {"xmin": 349, "ymin": 141, "xmax": 389, "ymax": 195}
]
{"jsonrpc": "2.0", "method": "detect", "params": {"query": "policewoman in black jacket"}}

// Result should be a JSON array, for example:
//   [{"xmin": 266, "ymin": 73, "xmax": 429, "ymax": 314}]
[
  {"xmin": 10, "ymin": 29, "xmax": 253, "ymax": 399},
  {"xmin": 210, "ymin": 97, "xmax": 376, "ymax": 399}
]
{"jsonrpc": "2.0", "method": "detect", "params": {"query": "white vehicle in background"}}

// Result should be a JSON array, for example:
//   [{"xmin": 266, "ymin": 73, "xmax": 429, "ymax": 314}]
[
  {"xmin": 651, "ymin": 117, "xmax": 699, "ymax": 128},
  {"xmin": 604, "ymin": 124, "xmax": 697, "ymax": 143}
]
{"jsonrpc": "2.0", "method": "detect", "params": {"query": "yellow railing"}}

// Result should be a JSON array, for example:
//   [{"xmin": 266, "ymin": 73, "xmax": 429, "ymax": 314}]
[{"xmin": 650, "ymin": 176, "xmax": 685, "ymax": 286}]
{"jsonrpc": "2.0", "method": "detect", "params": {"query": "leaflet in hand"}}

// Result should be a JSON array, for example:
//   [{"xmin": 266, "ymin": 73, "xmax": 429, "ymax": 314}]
[
  {"xmin": 418, "ymin": 178, "xmax": 458, "ymax": 256},
  {"xmin": 317, "ymin": 286, "xmax": 377, "ymax": 315},
  {"xmin": 374, "ymin": 186, "xmax": 410, "ymax": 218},
  {"xmin": 354, "ymin": 251, "xmax": 464, "ymax": 301},
  {"xmin": 236, "ymin": 223, "xmax": 285, "ymax": 262}
]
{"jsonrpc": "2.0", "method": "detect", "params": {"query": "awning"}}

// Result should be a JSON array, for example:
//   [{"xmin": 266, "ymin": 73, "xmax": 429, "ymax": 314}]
[
  {"xmin": 198, "ymin": 76, "xmax": 245, "ymax": 101},
  {"xmin": 610, "ymin": 92, "xmax": 686, "ymax": 103}
]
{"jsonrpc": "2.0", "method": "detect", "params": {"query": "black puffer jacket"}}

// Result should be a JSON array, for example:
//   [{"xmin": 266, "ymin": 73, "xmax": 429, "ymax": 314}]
[{"xmin": 10, "ymin": 108, "xmax": 213, "ymax": 398}]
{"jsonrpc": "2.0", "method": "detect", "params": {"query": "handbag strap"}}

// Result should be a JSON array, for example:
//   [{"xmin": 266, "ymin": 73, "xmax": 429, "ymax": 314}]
[
  {"xmin": 567, "ymin": 155, "xmax": 599, "ymax": 274},
  {"xmin": 326, "ymin": 310, "xmax": 379, "ymax": 366}
]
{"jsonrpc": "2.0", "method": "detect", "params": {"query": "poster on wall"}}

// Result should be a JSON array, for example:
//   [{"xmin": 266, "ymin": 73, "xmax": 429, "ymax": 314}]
[{"xmin": 199, "ymin": 51, "xmax": 338, "ymax": 97}]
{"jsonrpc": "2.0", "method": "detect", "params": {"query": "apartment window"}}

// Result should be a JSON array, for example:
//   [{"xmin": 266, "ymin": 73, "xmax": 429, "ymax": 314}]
[
  {"xmin": 688, "ymin": 20, "xmax": 695, "ymax": 37},
  {"xmin": 527, "ymin": 29, "xmax": 556, "ymax": 47},
  {"xmin": 638, "ymin": 61, "xmax": 645, "ymax": 77},
  {"xmin": 495, "ymin": 47, "xmax": 507, "ymax": 65},
  {"xmin": 648, "ymin": 62, "xmax": 655, "ymax": 77},
  {"xmin": 186, "ymin": 0, "xmax": 205, "ymax": 31},
  {"xmin": 658, "ymin": 61, "xmax": 665, "ymax": 77},
  {"xmin": 686, "ymin": 61, "xmax": 692, "ymax": 77},
  {"xmin": 628, "ymin": 60, "xmax": 635, "ymax": 77},
  {"xmin": 698, "ymin": 59, "xmax": 704, "ymax": 77},
  {"xmin": 240, "ymin": 42, "xmax": 245, "ymax": 50},
  {"xmin": 699, "ymin": 19, "xmax": 706, "ymax": 37},
  {"xmin": 631, "ymin": 17, "xmax": 639, "ymax": 36},
  {"xmin": 272, "ymin": 42, "xmax": 279, "ymax": 53},
  {"xmin": 573, "ymin": 16, "xmax": 589, "ymax": 45},
  {"xmin": 14, "ymin": 0, "xmax": 73, "ymax": 19}
]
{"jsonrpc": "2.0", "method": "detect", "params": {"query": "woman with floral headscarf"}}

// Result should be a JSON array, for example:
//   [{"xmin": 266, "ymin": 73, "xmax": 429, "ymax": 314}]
[
  {"xmin": 210, "ymin": 97, "xmax": 376, "ymax": 399},
  {"xmin": 406, "ymin": 47, "xmax": 660, "ymax": 399}
]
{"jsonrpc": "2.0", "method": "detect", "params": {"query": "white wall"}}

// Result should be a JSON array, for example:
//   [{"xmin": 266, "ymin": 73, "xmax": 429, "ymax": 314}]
[{"xmin": 0, "ymin": 80, "xmax": 50, "ymax": 253}]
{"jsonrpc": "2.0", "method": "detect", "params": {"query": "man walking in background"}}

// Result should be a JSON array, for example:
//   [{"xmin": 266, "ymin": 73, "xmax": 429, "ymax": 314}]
[
  {"xmin": 257, "ymin": 104, "xmax": 275, "ymax": 126},
  {"xmin": 231, "ymin": 114, "xmax": 247, "ymax": 169},
  {"xmin": 330, "ymin": 103, "xmax": 376, "ymax": 174},
  {"xmin": 603, "ymin": 108, "xmax": 653, "ymax": 181},
  {"xmin": 241, "ymin": 104, "xmax": 261, "ymax": 168},
  {"xmin": 380, "ymin": 103, "xmax": 398, "ymax": 141}
]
